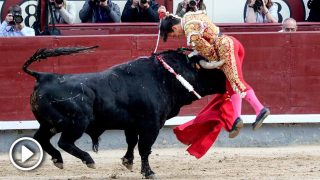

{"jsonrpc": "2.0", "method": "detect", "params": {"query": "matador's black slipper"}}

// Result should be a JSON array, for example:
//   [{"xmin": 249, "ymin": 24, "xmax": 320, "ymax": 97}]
[{"xmin": 252, "ymin": 107, "xmax": 270, "ymax": 131}]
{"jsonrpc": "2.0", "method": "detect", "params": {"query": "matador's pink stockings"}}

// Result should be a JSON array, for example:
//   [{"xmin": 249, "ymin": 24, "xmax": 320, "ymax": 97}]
[
  {"xmin": 231, "ymin": 89, "xmax": 264, "ymax": 118},
  {"xmin": 231, "ymin": 93, "xmax": 242, "ymax": 119}
]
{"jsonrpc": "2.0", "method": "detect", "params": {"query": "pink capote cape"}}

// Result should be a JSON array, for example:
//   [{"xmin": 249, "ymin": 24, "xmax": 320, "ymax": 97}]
[{"xmin": 173, "ymin": 93, "xmax": 234, "ymax": 158}]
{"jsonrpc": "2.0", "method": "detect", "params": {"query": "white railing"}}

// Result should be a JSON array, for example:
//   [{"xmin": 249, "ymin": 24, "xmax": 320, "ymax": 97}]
[{"xmin": 0, "ymin": 114, "xmax": 319, "ymax": 130}]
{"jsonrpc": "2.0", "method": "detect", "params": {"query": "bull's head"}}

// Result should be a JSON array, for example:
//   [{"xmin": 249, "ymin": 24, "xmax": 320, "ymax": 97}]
[
  {"xmin": 187, "ymin": 54, "xmax": 226, "ymax": 96},
  {"xmin": 153, "ymin": 49, "xmax": 226, "ymax": 98}
]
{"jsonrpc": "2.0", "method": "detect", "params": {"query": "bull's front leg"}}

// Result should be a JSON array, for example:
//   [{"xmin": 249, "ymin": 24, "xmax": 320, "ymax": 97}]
[
  {"xmin": 138, "ymin": 127, "xmax": 160, "ymax": 179},
  {"xmin": 122, "ymin": 129, "xmax": 138, "ymax": 171},
  {"xmin": 140, "ymin": 154, "xmax": 154, "ymax": 179}
]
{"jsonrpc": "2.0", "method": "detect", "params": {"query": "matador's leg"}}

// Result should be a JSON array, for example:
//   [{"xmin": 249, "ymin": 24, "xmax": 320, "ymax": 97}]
[{"xmin": 222, "ymin": 36, "xmax": 270, "ymax": 131}]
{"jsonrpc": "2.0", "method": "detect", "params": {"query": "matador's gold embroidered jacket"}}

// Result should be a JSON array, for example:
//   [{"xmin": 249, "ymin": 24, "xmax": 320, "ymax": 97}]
[
  {"xmin": 181, "ymin": 11, "xmax": 220, "ymax": 61},
  {"xmin": 181, "ymin": 11, "xmax": 248, "ymax": 96}
]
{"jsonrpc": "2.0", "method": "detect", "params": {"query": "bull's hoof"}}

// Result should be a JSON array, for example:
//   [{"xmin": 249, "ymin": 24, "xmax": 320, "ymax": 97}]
[
  {"xmin": 54, "ymin": 162, "xmax": 63, "ymax": 169},
  {"xmin": 142, "ymin": 169, "xmax": 156, "ymax": 179},
  {"xmin": 124, "ymin": 163, "xmax": 133, "ymax": 171},
  {"xmin": 92, "ymin": 144, "xmax": 99, "ymax": 153},
  {"xmin": 52, "ymin": 158, "xmax": 63, "ymax": 169},
  {"xmin": 86, "ymin": 163, "xmax": 96, "ymax": 169},
  {"xmin": 121, "ymin": 157, "xmax": 133, "ymax": 171},
  {"xmin": 143, "ymin": 173, "xmax": 157, "ymax": 179}
]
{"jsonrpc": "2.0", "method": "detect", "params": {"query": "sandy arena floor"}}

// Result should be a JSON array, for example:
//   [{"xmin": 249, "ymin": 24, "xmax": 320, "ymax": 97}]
[{"xmin": 0, "ymin": 145, "xmax": 320, "ymax": 179}]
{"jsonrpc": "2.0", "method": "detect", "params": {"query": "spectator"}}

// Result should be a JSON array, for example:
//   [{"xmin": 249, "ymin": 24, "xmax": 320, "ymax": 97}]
[
  {"xmin": 0, "ymin": 5, "xmax": 35, "ymax": 37},
  {"xmin": 279, "ymin": 18, "xmax": 297, "ymax": 32},
  {"xmin": 175, "ymin": 0, "xmax": 206, "ymax": 17},
  {"xmin": 79, "ymin": 0, "xmax": 121, "ymax": 23},
  {"xmin": 245, "ymin": 0, "xmax": 278, "ymax": 23},
  {"xmin": 307, "ymin": 0, "xmax": 320, "ymax": 22},
  {"xmin": 121, "ymin": 0, "xmax": 160, "ymax": 22},
  {"xmin": 48, "ymin": 0, "xmax": 76, "ymax": 24}
]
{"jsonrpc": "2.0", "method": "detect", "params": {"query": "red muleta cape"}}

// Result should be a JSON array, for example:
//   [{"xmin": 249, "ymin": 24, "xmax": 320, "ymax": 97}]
[{"xmin": 173, "ymin": 93, "xmax": 234, "ymax": 159}]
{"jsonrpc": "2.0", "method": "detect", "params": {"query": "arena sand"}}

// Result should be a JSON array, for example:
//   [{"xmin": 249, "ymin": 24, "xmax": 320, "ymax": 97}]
[{"xmin": 0, "ymin": 146, "xmax": 319, "ymax": 179}]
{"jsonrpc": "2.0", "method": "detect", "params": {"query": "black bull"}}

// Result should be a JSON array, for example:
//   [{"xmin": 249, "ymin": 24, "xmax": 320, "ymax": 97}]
[{"xmin": 22, "ymin": 46, "xmax": 226, "ymax": 178}]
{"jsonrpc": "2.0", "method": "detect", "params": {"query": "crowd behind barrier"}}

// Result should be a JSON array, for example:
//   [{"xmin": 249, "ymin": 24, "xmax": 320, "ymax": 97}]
[
  {"xmin": 245, "ymin": 0, "xmax": 278, "ymax": 23},
  {"xmin": 0, "ymin": 0, "xmax": 317, "ymax": 34}
]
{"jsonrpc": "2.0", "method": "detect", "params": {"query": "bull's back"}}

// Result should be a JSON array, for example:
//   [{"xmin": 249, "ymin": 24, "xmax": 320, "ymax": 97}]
[
  {"xmin": 31, "ymin": 57, "xmax": 184, "ymax": 129},
  {"xmin": 91, "ymin": 58, "xmax": 176, "ymax": 127}
]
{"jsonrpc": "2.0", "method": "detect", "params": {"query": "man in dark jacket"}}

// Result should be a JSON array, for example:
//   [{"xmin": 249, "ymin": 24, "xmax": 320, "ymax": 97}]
[
  {"xmin": 121, "ymin": 0, "xmax": 160, "ymax": 22},
  {"xmin": 307, "ymin": 0, "xmax": 320, "ymax": 22},
  {"xmin": 79, "ymin": 0, "xmax": 121, "ymax": 23}
]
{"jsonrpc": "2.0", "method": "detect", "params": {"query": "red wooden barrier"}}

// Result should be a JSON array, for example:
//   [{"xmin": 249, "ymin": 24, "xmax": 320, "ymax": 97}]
[
  {"xmin": 0, "ymin": 32, "xmax": 319, "ymax": 122},
  {"xmin": 55, "ymin": 22, "xmax": 320, "ymax": 36}
]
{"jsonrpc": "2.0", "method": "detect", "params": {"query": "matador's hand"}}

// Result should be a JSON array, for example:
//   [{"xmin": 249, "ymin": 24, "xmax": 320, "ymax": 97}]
[{"xmin": 199, "ymin": 60, "xmax": 225, "ymax": 69}]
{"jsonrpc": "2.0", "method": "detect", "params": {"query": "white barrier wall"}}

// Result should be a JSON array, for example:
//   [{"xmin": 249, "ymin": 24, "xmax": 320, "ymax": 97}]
[{"xmin": 1, "ymin": 114, "xmax": 320, "ymax": 130}]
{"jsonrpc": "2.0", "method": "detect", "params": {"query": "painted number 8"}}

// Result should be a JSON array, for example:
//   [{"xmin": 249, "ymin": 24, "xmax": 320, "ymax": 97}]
[{"xmin": 24, "ymin": 4, "xmax": 37, "ymax": 27}]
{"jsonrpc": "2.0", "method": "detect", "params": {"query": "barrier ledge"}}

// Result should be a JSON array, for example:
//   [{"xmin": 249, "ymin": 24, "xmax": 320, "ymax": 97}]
[{"xmin": 0, "ymin": 114, "xmax": 319, "ymax": 130}]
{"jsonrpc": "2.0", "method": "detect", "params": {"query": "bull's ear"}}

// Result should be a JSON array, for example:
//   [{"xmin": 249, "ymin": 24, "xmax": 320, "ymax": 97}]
[
  {"xmin": 195, "ymin": 63, "xmax": 201, "ymax": 70},
  {"xmin": 191, "ymin": 62, "xmax": 201, "ymax": 71}
]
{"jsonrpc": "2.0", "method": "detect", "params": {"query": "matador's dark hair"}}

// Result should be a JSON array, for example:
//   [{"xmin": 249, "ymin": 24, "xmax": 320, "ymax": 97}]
[{"xmin": 160, "ymin": 15, "xmax": 181, "ymax": 42}]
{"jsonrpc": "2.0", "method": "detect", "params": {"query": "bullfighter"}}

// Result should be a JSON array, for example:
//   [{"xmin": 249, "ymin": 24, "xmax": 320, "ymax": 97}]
[{"xmin": 159, "ymin": 10, "xmax": 270, "ymax": 139}]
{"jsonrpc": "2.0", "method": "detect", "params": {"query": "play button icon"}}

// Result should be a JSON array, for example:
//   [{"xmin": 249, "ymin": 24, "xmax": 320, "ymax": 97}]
[
  {"xmin": 9, "ymin": 137, "xmax": 43, "ymax": 171},
  {"xmin": 21, "ymin": 145, "xmax": 34, "ymax": 163}
]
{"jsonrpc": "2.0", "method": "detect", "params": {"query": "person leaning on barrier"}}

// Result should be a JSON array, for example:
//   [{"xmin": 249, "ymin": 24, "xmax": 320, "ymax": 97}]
[
  {"xmin": 0, "ymin": 5, "xmax": 35, "ymax": 37},
  {"xmin": 245, "ymin": 0, "xmax": 278, "ymax": 23},
  {"xmin": 79, "ymin": 0, "xmax": 121, "ymax": 23},
  {"xmin": 175, "ymin": 0, "xmax": 206, "ymax": 17},
  {"xmin": 48, "ymin": 0, "xmax": 76, "ymax": 24},
  {"xmin": 121, "ymin": 0, "xmax": 160, "ymax": 22},
  {"xmin": 306, "ymin": 0, "xmax": 320, "ymax": 22},
  {"xmin": 279, "ymin": 18, "xmax": 297, "ymax": 32}
]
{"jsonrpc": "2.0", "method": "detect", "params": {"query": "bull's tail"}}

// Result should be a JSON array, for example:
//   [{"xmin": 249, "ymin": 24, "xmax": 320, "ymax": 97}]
[{"xmin": 22, "ymin": 46, "xmax": 99, "ymax": 78}]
